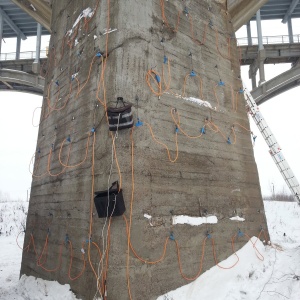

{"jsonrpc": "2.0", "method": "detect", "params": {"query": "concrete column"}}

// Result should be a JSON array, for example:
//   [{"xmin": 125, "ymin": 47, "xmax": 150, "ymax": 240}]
[
  {"xmin": 287, "ymin": 17, "xmax": 294, "ymax": 43},
  {"xmin": 256, "ymin": 10, "xmax": 265, "ymax": 85},
  {"xmin": 249, "ymin": 63, "xmax": 257, "ymax": 89},
  {"xmin": 246, "ymin": 21, "xmax": 252, "ymax": 46},
  {"xmin": 16, "ymin": 33, "xmax": 21, "ymax": 60},
  {"xmin": 32, "ymin": 23, "xmax": 42, "ymax": 73},
  {"xmin": 21, "ymin": 2, "xmax": 269, "ymax": 299},
  {"xmin": 0, "ymin": 12, "xmax": 3, "ymax": 55},
  {"xmin": 256, "ymin": 10, "xmax": 264, "ymax": 50}
]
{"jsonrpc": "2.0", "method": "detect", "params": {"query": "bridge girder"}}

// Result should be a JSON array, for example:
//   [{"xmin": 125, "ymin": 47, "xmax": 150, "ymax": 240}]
[
  {"xmin": 0, "ymin": 68, "xmax": 44, "ymax": 96},
  {"xmin": 251, "ymin": 65, "xmax": 300, "ymax": 105}
]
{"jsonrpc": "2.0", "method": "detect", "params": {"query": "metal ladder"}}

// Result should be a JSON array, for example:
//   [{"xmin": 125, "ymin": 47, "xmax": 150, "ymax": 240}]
[{"xmin": 243, "ymin": 86, "xmax": 300, "ymax": 204}]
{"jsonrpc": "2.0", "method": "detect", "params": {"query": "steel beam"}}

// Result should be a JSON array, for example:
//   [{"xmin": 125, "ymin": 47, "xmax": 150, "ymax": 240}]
[
  {"xmin": 10, "ymin": 0, "xmax": 51, "ymax": 33},
  {"xmin": 0, "ymin": 7, "xmax": 26, "ymax": 40},
  {"xmin": 282, "ymin": 0, "xmax": 300, "ymax": 24}
]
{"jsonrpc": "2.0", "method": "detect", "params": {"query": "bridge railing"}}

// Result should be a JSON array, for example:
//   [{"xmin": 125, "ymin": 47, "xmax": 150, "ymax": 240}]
[
  {"xmin": 237, "ymin": 34, "xmax": 300, "ymax": 46},
  {"xmin": 0, "ymin": 50, "xmax": 47, "ymax": 61}
]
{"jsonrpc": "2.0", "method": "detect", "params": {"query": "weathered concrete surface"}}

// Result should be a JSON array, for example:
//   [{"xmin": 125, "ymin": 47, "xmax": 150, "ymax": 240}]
[{"xmin": 21, "ymin": 1, "xmax": 269, "ymax": 299}]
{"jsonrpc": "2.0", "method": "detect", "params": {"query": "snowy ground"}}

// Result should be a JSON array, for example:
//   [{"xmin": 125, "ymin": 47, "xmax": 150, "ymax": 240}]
[{"xmin": 0, "ymin": 201, "xmax": 299, "ymax": 300}]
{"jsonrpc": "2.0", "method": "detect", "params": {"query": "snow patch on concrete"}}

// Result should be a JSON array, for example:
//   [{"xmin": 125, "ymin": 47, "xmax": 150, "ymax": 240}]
[
  {"xmin": 172, "ymin": 215, "xmax": 218, "ymax": 226},
  {"xmin": 230, "ymin": 216, "xmax": 245, "ymax": 222}
]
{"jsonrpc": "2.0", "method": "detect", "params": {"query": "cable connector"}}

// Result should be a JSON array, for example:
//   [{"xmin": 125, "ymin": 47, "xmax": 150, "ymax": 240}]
[
  {"xmin": 163, "ymin": 55, "xmax": 168, "ymax": 64},
  {"xmin": 190, "ymin": 70, "xmax": 196, "ymax": 77},
  {"xmin": 238, "ymin": 229, "xmax": 244, "ymax": 237},
  {"xmin": 218, "ymin": 80, "xmax": 225, "ymax": 86},
  {"xmin": 169, "ymin": 232, "xmax": 175, "ymax": 241},
  {"xmin": 135, "ymin": 118, "xmax": 143, "ymax": 127}
]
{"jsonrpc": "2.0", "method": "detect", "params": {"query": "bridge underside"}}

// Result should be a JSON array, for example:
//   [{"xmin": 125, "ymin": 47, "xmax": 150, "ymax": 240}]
[
  {"xmin": 240, "ymin": 44, "xmax": 300, "ymax": 66},
  {"xmin": 251, "ymin": 64, "xmax": 300, "ymax": 105},
  {"xmin": 0, "ymin": 68, "xmax": 44, "ymax": 96}
]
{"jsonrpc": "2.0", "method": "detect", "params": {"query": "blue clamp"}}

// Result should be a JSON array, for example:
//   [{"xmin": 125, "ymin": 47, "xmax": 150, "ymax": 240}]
[
  {"xmin": 135, "ymin": 118, "xmax": 143, "ymax": 127},
  {"xmin": 239, "ymin": 88, "xmax": 244, "ymax": 94},
  {"xmin": 37, "ymin": 148, "xmax": 41, "ymax": 154},
  {"xmin": 91, "ymin": 127, "xmax": 96, "ymax": 133},
  {"xmin": 55, "ymin": 80, "xmax": 59, "ymax": 86},
  {"xmin": 67, "ymin": 135, "xmax": 71, "ymax": 142},
  {"xmin": 96, "ymin": 51, "xmax": 102, "ymax": 57},
  {"xmin": 65, "ymin": 234, "xmax": 69, "ymax": 244},
  {"xmin": 252, "ymin": 135, "xmax": 257, "ymax": 142},
  {"xmin": 175, "ymin": 126, "xmax": 179, "ymax": 133},
  {"xmin": 163, "ymin": 55, "xmax": 168, "ymax": 64},
  {"xmin": 209, "ymin": 19, "xmax": 213, "ymax": 28},
  {"xmin": 86, "ymin": 237, "xmax": 92, "ymax": 244},
  {"xmin": 190, "ymin": 70, "xmax": 196, "ymax": 77},
  {"xmin": 155, "ymin": 74, "xmax": 161, "ymax": 83},
  {"xmin": 206, "ymin": 231, "xmax": 211, "ymax": 239},
  {"xmin": 51, "ymin": 143, "xmax": 55, "ymax": 150},
  {"xmin": 183, "ymin": 7, "xmax": 189, "ymax": 15},
  {"xmin": 218, "ymin": 80, "xmax": 225, "ymax": 86},
  {"xmin": 169, "ymin": 232, "xmax": 175, "ymax": 241},
  {"xmin": 238, "ymin": 229, "xmax": 244, "ymax": 237},
  {"xmin": 227, "ymin": 137, "xmax": 231, "ymax": 144},
  {"xmin": 201, "ymin": 127, "xmax": 206, "ymax": 134}
]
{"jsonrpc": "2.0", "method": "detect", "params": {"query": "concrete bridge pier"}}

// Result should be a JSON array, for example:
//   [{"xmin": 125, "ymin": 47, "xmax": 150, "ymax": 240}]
[{"xmin": 20, "ymin": 1, "xmax": 268, "ymax": 299}]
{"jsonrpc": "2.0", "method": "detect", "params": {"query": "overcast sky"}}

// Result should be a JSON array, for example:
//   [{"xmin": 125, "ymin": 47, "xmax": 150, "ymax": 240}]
[{"xmin": 0, "ymin": 19, "xmax": 299, "ymax": 200}]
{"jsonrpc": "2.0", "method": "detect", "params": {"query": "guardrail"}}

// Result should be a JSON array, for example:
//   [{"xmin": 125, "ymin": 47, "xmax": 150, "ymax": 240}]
[
  {"xmin": 0, "ymin": 50, "xmax": 47, "ymax": 61},
  {"xmin": 237, "ymin": 34, "xmax": 300, "ymax": 46}
]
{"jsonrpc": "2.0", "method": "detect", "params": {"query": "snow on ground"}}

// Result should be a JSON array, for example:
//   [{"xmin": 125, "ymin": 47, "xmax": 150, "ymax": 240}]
[
  {"xmin": 158, "ymin": 201, "xmax": 300, "ymax": 300},
  {"xmin": 0, "ymin": 200, "xmax": 299, "ymax": 299}
]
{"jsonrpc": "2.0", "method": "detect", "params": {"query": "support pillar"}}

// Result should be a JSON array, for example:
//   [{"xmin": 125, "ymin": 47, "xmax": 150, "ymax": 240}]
[
  {"xmin": 0, "ymin": 12, "xmax": 3, "ymax": 56},
  {"xmin": 287, "ymin": 17, "xmax": 294, "ymax": 43},
  {"xmin": 256, "ymin": 10, "xmax": 265, "ymax": 85},
  {"xmin": 246, "ymin": 21, "xmax": 252, "ymax": 46},
  {"xmin": 16, "ymin": 34, "xmax": 21, "ymax": 60},
  {"xmin": 249, "ymin": 63, "xmax": 257, "ymax": 90},
  {"xmin": 20, "ymin": 2, "xmax": 269, "ymax": 299},
  {"xmin": 32, "ymin": 23, "xmax": 42, "ymax": 74}
]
